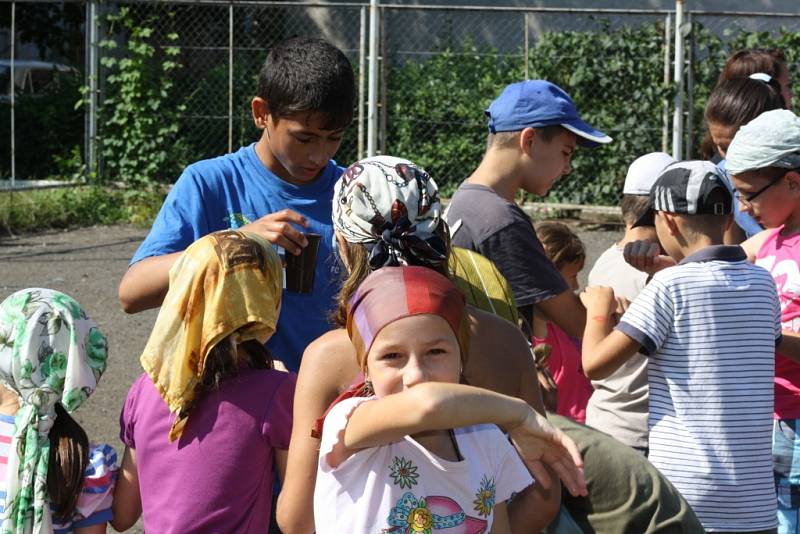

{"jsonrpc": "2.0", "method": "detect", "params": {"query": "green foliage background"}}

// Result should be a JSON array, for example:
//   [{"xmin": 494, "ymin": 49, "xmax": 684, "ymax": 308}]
[
  {"xmin": 5, "ymin": 9, "xmax": 800, "ymax": 216},
  {"xmin": 387, "ymin": 21, "xmax": 800, "ymax": 204}
]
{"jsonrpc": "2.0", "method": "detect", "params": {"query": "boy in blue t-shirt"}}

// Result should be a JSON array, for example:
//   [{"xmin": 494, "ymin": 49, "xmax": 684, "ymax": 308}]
[{"xmin": 118, "ymin": 37, "xmax": 356, "ymax": 371}]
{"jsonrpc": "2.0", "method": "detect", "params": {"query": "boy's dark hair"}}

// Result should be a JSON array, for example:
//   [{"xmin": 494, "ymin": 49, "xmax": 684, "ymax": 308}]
[
  {"xmin": 257, "ymin": 37, "xmax": 355, "ymax": 129},
  {"xmin": 705, "ymin": 77, "xmax": 785, "ymax": 128},
  {"xmin": 620, "ymin": 194, "xmax": 652, "ymax": 227},
  {"xmin": 486, "ymin": 125, "xmax": 564, "ymax": 151},
  {"xmin": 48, "ymin": 403, "xmax": 90, "ymax": 519}
]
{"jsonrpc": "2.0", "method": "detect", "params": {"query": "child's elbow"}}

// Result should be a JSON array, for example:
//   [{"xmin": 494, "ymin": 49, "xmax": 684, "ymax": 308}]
[
  {"xmin": 582, "ymin": 359, "xmax": 609, "ymax": 381},
  {"xmin": 276, "ymin": 497, "xmax": 315, "ymax": 534},
  {"xmin": 110, "ymin": 512, "xmax": 138, "ymax": 532}
]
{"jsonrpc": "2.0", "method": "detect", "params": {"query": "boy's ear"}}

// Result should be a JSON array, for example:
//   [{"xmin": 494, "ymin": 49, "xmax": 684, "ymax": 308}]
[
  {"xmin": 662, "ymin": 212, "xmax": 680, "ymax": 236},
  {"xmin": 785, "ymin": 170, "xmax": 800, "ymax": 194},
  {"xmin": 519, "ymin": 127, "xmax": 536, "ymax": 152},
  {"xmin": 251, "ymin": 97, "xmax": 271, "ymax": 129},
  {"xmin": 722, "ymin": 213, "xmax": 733, "ymax": 233}
]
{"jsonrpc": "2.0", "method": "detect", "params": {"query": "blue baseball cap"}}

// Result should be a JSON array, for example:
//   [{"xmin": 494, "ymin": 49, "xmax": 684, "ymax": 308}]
[{"xmin": 486, "ymin": 80, "xmax": 612, "ymax": 147}]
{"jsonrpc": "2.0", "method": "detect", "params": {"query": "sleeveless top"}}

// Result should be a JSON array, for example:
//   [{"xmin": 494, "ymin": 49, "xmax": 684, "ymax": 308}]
[{"xmin": 755, "ymin": 225, "xmax": 800, "ymax": 419}]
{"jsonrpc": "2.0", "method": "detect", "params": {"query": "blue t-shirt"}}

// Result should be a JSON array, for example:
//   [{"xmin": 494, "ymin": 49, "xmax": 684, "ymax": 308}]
[
  {"xmin": 717, "ymin": 159, "xmax": 763, "ymax": 238},
  {"xmin": 131, "ymin": 143, "xmax": 343, "ymax": 371}
]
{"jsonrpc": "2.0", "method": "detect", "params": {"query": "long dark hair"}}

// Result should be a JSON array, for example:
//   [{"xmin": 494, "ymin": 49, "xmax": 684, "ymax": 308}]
[
  {"xmin": 705, "ymin": 76, "xmax": 785, "ymax": 127},
  {"xmin": 701, "ymin": 76, "xmax": 785, "ymax": 158},
  {"xmin": 47, "ymin": 403, "xmax": 89, "ymax": 519},
  {"xmin": 183, "ymin": 337, "xmax": 274, "ymax": 418}
]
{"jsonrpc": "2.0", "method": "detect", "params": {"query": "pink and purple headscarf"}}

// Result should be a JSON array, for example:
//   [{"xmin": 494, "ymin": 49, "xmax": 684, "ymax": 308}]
[{"xmin": 346, "ymin": 266, "xmax": 467, "ymax": 369}]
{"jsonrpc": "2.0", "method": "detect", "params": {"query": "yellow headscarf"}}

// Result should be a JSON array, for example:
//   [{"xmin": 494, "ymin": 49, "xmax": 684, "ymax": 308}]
[{"xmin": 140, "ymin": 230, "xmax": 283, "ymax": 441}]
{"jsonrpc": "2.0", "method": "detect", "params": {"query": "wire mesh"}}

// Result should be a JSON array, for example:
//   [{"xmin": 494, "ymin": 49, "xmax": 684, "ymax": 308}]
[{"xmin": 2, "ymin": 2, "xmax": 799, "ymax": 206}]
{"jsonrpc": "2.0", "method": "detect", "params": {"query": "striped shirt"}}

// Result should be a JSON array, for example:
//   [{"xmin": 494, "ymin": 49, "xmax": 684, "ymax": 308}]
[
  {"xmin": 0, "ymin": 413, "xmax": 117, "ymax": 532},
  {"xmin": 617, "ymin": 245, "xmax": 779, "ymax": 532}
]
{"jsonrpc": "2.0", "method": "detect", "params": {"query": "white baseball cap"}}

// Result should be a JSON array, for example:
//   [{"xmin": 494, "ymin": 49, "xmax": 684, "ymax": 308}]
[{"xmin": 623, "ymin": 152, "xmax": 677, "ymax": 195}]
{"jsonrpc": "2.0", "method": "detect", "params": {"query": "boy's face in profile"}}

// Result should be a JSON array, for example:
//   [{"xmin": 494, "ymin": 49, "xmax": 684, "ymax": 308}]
[
  {"xmin": 732, "ymin": 168, "xmax": 796, "ymax": 229},
  {"xmin": 521, "ymin": 128, "xmax": 577, "ymax": 196},
  {"xmin": 258, "ymin": 108, "xmax": 346, "ymax": 185},
  {"xmin": 654, "ymin": 211, "xmax": 681, "ymax": 262}
]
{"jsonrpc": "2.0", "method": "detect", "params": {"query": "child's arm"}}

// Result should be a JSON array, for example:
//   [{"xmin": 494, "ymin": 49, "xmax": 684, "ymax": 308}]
[
  {"xmin": 110, "ymin": 447, "xmax": 142, "ymax": 532},
  {"xmin": 118, "ymin": 209, "xmax": 310, "ymax": 313},
  {"xmin": 535, "ymin": 290, "xmax": 586, "ymax": 339},
  {"xmin": 490, "ymin": 502, "xmax": 511, "ymax": 534},
  {"xmin": 741, "ymin": 228, "xmax": 773, "ymax": 263},
  {"xmin": 277, "ymin": 330, "xmax": 359, "ymax": 534},
  {"xmin": 118, "ymin": 252, "xmax": 181, "ymax": 313},
  {"xmin": 580, "ymin": 287, "xmax": 643, "ymax": 380},
  {"xmin": 778, "ymin": 332, "xmax": 800, "ymax": 363},
  {"xmin": 74, "ymin": 524, "xmax": 106, "ymax": 534},
  {"xmin": 274, "ymin": 449, "xmax": 289, "ymax": 484},
  {"xmin": 343, "ymin": 382, "xmax": 587, "ymax": 497},
  {"xmin": 623, "ymin": 240, "xmax": 676, "ymax": 275}
]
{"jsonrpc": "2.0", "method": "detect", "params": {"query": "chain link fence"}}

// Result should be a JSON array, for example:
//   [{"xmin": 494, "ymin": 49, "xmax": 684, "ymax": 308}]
[{"xmin": 2, "ymin": 2, "xmax": 799, "ymax": 205}]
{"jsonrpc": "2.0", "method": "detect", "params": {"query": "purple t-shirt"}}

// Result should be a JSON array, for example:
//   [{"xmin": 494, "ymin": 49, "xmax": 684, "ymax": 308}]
[{"xmin": 120, "ymin": 369, "xmax": 295, "ymax": 533}]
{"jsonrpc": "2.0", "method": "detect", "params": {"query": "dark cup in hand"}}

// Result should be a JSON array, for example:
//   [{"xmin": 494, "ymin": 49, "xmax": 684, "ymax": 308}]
[{"xmin": 285, "ymin": 233, "xmax": 321, "ymax": 294}]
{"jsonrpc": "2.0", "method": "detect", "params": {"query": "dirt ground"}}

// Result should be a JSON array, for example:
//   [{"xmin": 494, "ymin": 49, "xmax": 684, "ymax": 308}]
[{"xmin": 0, "ymin": 222, "xmax": 618, "ymax": 529}]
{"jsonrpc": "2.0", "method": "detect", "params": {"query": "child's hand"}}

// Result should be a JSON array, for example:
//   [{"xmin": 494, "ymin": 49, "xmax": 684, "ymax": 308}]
[
  {"xmin": 580, "ymin": 286, "xmax": 616, "ymax": 317},
  {"xmin": 241, "ymin": 209, "xmax": 310, "ymax": 256},
  {"xmin": 508, "ymin": 409, "xmax": 587, "ymax": 497},
  {"xmin": 623, "ymin": 240, "xmax": 675, "ymax": 275}
]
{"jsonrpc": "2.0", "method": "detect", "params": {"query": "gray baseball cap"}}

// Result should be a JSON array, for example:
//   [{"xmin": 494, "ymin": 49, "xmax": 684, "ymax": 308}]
[
  {"xmin": 632, "ymin": 161, "xmax": 731, "ymax": 228},
  {"xmin": 726, "ymin": 109, "xmax": 800, "ymax": 175}
]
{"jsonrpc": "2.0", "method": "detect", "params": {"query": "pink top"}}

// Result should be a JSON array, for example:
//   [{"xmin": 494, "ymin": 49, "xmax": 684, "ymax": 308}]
[
  {"xmin": 534, "ymin": 323, "xmax": 593, "ymax": 422},
  {"xmin": 756, "ymin": 226, "xmax": 800, "ymax": 419},
  {"xmin": 120, "ymin": 369, "xmax": 295, "ymax": 534}
]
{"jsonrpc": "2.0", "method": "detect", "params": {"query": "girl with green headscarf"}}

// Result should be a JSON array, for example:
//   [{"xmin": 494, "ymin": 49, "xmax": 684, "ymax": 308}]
[{"xmin": 0, "ymin": 288, "xmax": 116, "ymax": 533}]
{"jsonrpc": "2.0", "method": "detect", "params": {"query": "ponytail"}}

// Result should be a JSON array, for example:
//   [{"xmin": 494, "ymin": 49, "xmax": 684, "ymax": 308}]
[{"xmin": 47, "ymin": 403, "xmax": 89, "ymax": 519}]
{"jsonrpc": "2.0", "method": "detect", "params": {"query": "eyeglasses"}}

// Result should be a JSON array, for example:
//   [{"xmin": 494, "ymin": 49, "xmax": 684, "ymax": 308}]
[{"xmin": 740, "ymin": 169, "xmax": 794, "ymax": 206}]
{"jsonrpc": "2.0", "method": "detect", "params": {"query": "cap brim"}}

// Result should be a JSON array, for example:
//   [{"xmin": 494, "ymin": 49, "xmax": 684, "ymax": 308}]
[
  {"xmin": 562, "ymin": 121, "xmax": 613, "ymax": 148},
  {"xmin": 631, "ymin": 205, "xmax": 656, "ymax": 228}
]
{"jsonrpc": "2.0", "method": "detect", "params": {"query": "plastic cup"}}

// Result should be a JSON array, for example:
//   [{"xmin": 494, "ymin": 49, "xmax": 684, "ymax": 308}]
[{"xmin": 285, "ymin": 233, "xmax": 321, "ymax": 293}]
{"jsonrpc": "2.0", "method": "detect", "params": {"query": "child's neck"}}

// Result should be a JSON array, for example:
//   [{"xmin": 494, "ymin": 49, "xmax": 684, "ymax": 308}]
[
  {"xmin": 781, "ymin": 208, "xmax": 800, "ymax": 236},
  {"xmin": 675, "ymin": 235, "xmax": 721, "ymax": 262},
  {"xmin": 467, "ymin": 150, "xmax": 523, "ymax": 203},
  {"xmin": 0, "ymin": 386, "xmax": 19, "ymax": 416}
]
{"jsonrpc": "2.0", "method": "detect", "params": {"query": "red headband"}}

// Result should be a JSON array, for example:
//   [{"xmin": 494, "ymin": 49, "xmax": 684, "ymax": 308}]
[{"xmin": 346, "ymin": 266, "xmax": 466, "ymax": 369}]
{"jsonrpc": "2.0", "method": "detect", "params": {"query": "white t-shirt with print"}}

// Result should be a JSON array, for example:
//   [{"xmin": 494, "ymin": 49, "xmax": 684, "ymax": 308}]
[{"xmin": 314, "ymin": 396, "xmax": 534, "ymax": 533}]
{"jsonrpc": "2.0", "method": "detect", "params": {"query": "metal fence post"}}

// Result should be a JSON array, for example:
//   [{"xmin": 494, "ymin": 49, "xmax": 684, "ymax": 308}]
[
  {"xmin": 228, "ymin": 3, "xmax": 233, "ymax": 154},
  {"xmin": 358, "ymin": 6, "xmax": 366, "ymax": 160},
  {"xmin": 662, "ymin": 12, "xmax": 671, "ymax": 154},
  {"xmin": 379, "ymin": 5, "xmax": 387, "ymax": 155},
  {"xmin": 367, "ymin": 0, "xmax": 379, "ymax": 157},
  {"xmin": 671, "ymin": 0, "xmax": 685, "ymax": 160},
  {"xmin": 523, "ymin": 12, "xmax": 529, "ymax": 80},
  {"xmin": 10, "ymin": 1, "xmax": 15, "ymax": 188},
  {"xmin": 685, "ymin": 11, "xmax": 694, "ymax": 159},
  {"xmin": 86, "ymin": 0, "xmax": 98, "ymax": 180}
]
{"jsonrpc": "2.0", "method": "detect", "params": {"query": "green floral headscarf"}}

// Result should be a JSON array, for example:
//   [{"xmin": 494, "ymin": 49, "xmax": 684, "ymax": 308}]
[{"xmin": 0, "ymin": 289, "xmax": 108, "ymax": 534}]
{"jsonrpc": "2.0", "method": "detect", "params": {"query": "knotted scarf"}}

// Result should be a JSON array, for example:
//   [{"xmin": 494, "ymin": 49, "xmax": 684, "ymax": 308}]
[
  {"xmin": 333, "ymin": 156, "xmax": 446, "ymax": 269},
  {"xmin": 0, "ymin": 289, "xmax": 108, "ymax": 534},
  {"xmin": 139, "ymin": 230, "xmax": 283, "ymax": 441}
]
